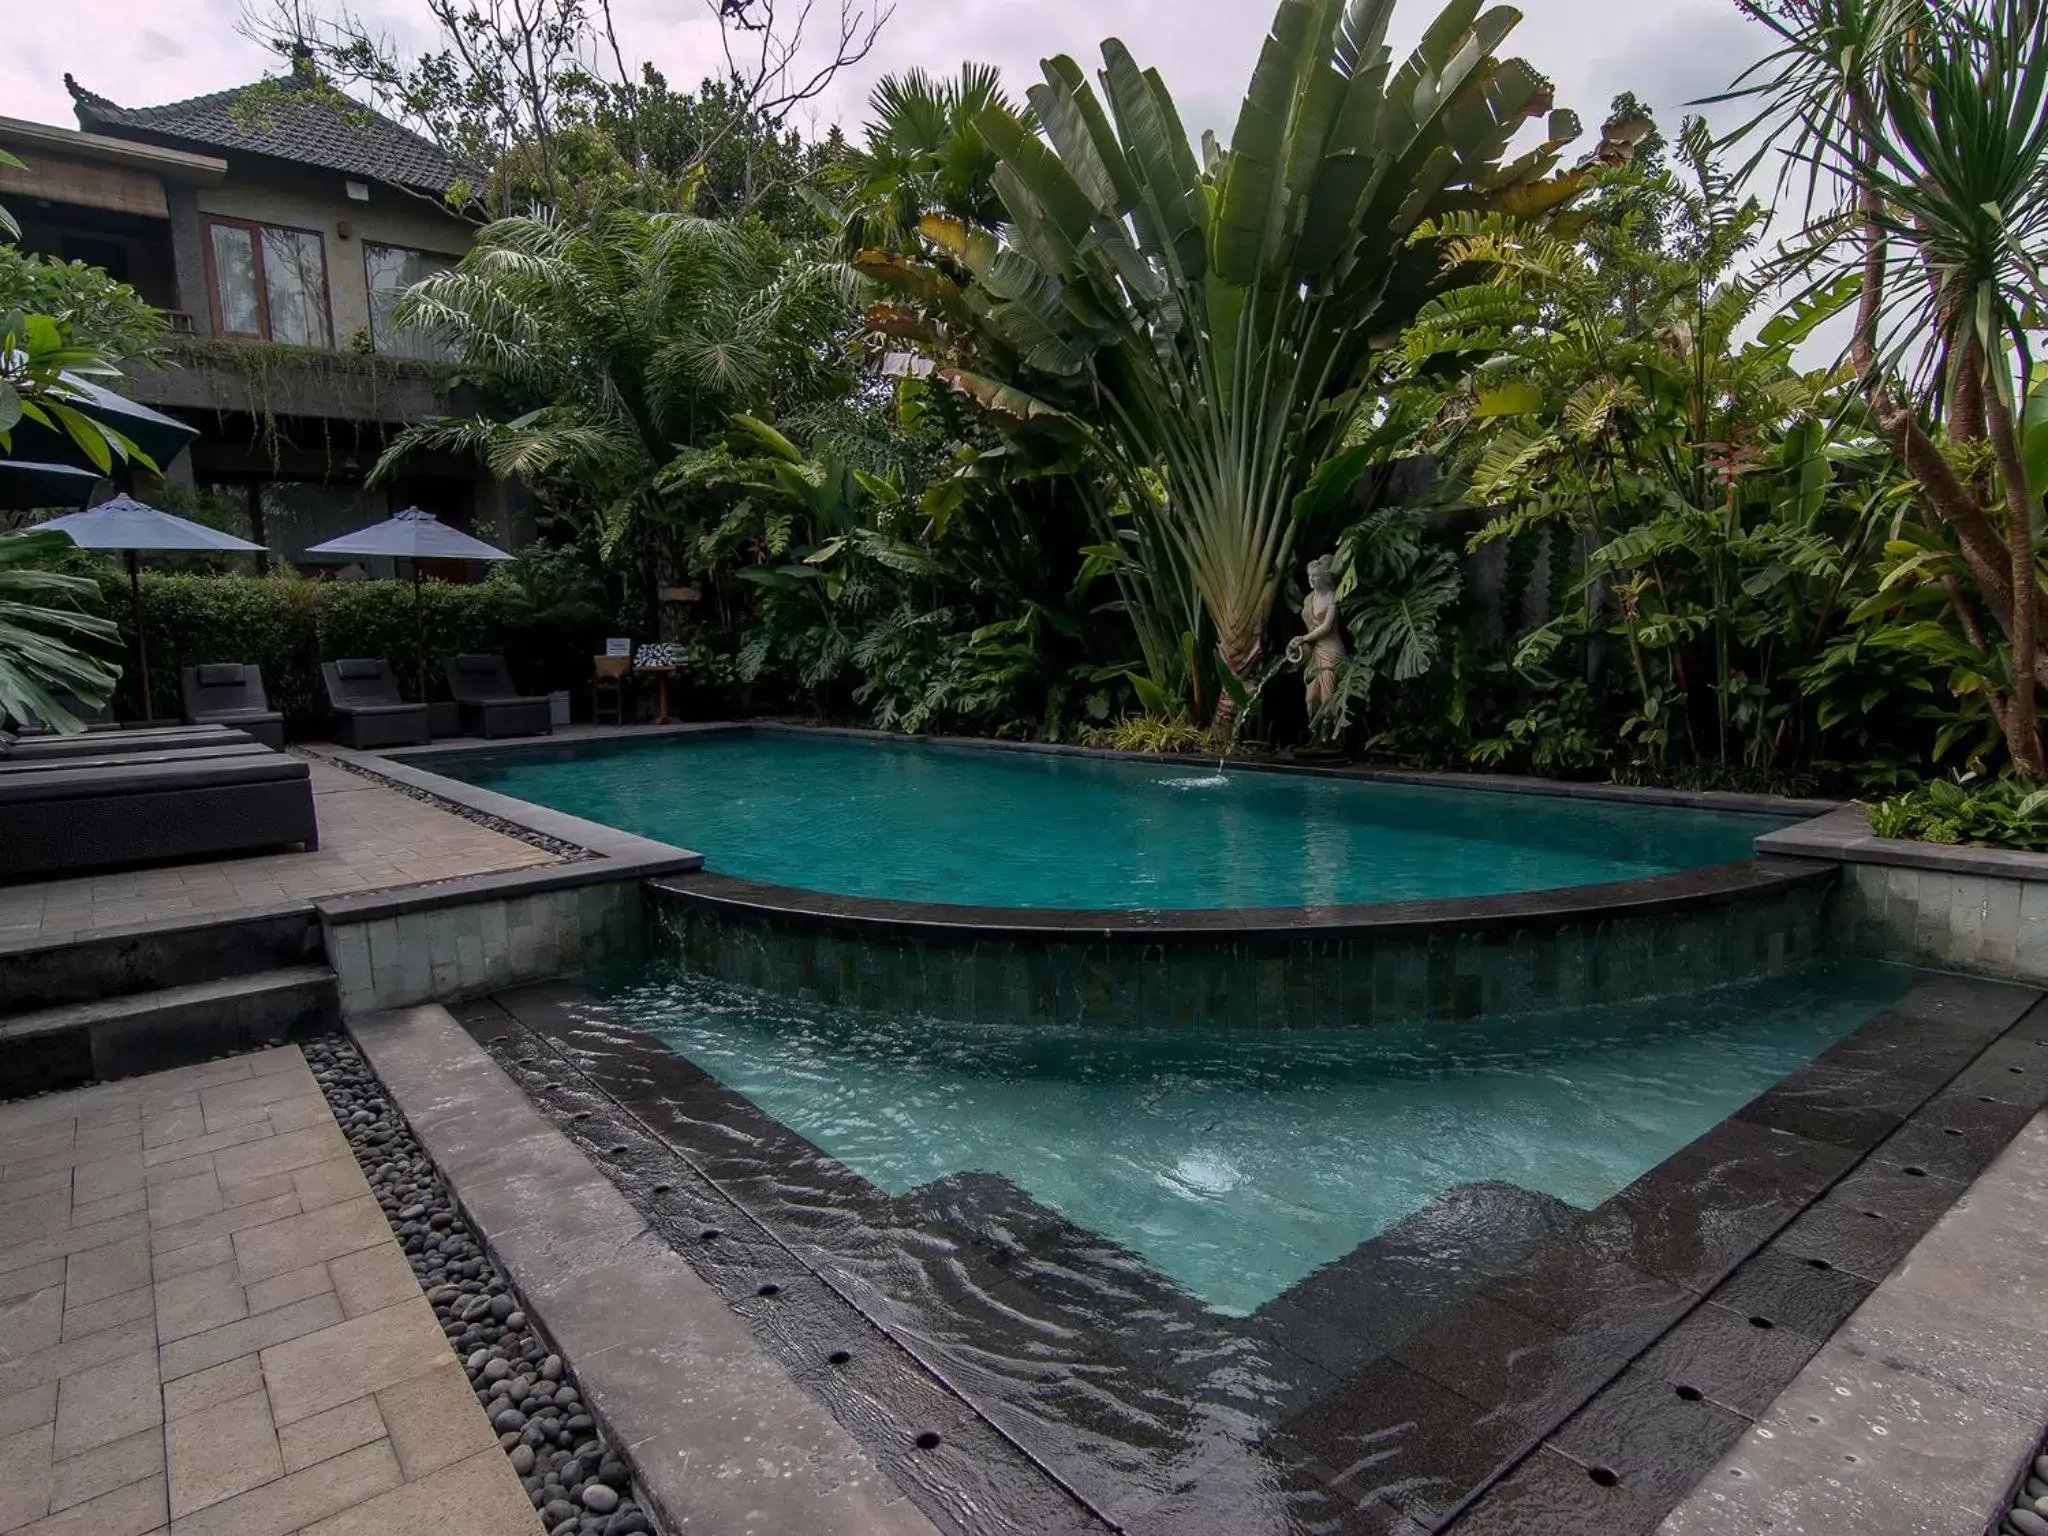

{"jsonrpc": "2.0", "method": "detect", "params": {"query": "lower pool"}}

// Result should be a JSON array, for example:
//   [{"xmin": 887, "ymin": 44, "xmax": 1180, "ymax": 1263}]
[{"xmin": 597, "ymin": 956, "xmax": 1915, "ymax": 1316}]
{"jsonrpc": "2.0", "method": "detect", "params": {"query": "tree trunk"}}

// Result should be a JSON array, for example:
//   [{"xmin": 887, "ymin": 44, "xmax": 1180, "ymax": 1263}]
[{"xmin": 1984, "ymin": 384, "xmax": 2046, "ymax": 776}]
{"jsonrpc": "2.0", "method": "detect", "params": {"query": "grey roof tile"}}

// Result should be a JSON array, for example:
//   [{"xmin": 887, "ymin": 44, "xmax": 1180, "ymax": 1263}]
[{"xmin": 64, "ymin": 72, "xmax": 481, "ymax": 199}]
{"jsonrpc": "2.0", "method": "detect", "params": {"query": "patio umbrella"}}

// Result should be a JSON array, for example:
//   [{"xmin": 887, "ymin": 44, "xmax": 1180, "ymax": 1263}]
[
  {"xmin": 0, "ymin": 460, "xmax": 101, "ymax": 512},
  {"xmin": 38, "ymin": 495, "xmax": 267, "ymax": 719},
  {"xmin": 302, "ymin": 508, "xmax": 514, "ymax": 699},
  {"xmin": 5, "ymin": 374, "xmax": 200, "ymax": 476}
]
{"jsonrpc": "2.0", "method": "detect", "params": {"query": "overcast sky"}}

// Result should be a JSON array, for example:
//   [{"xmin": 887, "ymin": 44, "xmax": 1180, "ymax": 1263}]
[{"xmin": 5, "ymin": 0, "xmax": 1769, "ymax": 158}]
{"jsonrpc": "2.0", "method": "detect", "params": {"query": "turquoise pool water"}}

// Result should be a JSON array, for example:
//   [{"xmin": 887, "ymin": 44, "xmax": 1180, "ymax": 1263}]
[
  {"xmin": 599, "ymin": 958, "xmax": 1915, "ymax": 1314},
  {"xmin": 439, "ymin": 732, "xmax": 1789, "ymax": 909}
]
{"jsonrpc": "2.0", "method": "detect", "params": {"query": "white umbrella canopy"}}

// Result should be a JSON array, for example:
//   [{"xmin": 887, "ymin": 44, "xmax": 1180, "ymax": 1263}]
[
  {"xmin": 40, "ymin": 495, "xmax": 267, "ymax": 720},
  {"xmin": 39, "ymin": 495, "xmax": 267, "ymax": 554},
  {"xmin": 303, "ymin": 508, "xmax": 516, "ymax": 700},
  {"xmin": 302, "ymin": 506, "xmax": 513, "ymax": 563}
]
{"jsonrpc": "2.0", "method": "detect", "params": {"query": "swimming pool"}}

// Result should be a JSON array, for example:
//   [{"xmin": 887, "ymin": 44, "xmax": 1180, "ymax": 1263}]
[
  {"xmin": 433, "ymin": 730, "xmax": 1791, "ymax": 910},
  {"xmin": 597, "ymin": 955, "xmax": 1915, "ymax": 1315}
]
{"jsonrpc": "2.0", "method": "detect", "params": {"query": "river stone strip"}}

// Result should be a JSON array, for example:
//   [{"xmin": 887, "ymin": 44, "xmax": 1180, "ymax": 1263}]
[
  {"xmin": 298, "ymin": 1037, "xmax": 655, "ymax": 1536},
  {"xmin": 1659, "ymin": 1111, "xmax": 2048, "ymax": 1535},
  {"xmin": 310, "ymin": 751, "xmax": 598, "ymax": 864},
  {"xmin": 346, "ymin": 1002, "xmax": 944, "ymax": 1536}
]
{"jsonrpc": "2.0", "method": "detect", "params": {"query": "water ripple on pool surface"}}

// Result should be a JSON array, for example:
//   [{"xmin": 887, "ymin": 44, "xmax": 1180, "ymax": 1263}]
[
  {"xmin": 595, "ymin": 956, "xmax": 1917, "ymax": 1318},
  {"xmin": 445, "ymin": 731, "xmax": 1793, "ymax": 908}
]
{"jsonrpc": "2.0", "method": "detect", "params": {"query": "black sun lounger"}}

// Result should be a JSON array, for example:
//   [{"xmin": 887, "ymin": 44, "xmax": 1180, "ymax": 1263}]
[
  {"xmin": 320, "ymin": 660, "xmax": 431, "ymax": 749},
  {"xmin": 444, "ymin": 655, "xmax": 552, "ymax": 740},
  {"xmin": 180, "ymin": 664, "xmax": 286, "ymax": 749},
  {"xmin": 0, "ymin": 753, "xmax": 318, "ymax": 881}
]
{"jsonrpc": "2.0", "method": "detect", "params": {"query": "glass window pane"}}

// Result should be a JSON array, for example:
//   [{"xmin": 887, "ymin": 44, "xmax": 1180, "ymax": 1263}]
[
  {"xmin": 260, "ymin": 227, "xmax": 331, "ymax": 346},
  {"xmin": 208, "ymin": 224, "xmax": 261, "ymax": 335},
  {"xmin": 364, "ymin": 243, "xmax": 453, "ymax": 360}
]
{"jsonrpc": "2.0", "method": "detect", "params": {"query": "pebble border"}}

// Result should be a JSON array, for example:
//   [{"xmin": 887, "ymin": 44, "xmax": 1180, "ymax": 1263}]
[
  {"xmin": 311, "ymin": 750, "xmax": 600, "ymax": 863},
  {"xmin": 1999, "ymin": 1450, "xmax": 2048, "ymax": 1535},
  {"xmin": 302, "ymin": 1036, "xmax": 660, "ymax": 1536}
]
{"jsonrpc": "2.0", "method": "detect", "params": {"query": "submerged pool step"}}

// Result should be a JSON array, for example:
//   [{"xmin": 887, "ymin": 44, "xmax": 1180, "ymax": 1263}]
[{"xmin": 0, "ymin": 964, "xmax": 340, "ymax": 1099}]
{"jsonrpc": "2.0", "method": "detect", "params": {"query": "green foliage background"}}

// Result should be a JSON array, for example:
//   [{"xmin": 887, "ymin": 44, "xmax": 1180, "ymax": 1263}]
[{"xmin": 86, "ymin": 574, "xmax": 607, "ymax": 734}]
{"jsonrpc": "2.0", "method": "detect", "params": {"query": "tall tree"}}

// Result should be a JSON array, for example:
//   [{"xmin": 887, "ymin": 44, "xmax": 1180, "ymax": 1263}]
[
  {"xmin": 859, "ymin": 0, "xmax": 1628, "ymax": 740},
  {"xmin": 1726, "ymin": 0, "xmax": 2048, "ymax": 774}
]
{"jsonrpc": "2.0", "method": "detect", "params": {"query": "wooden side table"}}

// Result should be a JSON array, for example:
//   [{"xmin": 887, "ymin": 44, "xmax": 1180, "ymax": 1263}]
[{"xmin": 635, "ymin": 665, "xmax": 681, "ymax": 724}]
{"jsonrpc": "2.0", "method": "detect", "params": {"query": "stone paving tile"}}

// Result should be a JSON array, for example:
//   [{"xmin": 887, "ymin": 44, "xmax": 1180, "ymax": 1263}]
[
  {"xmin": 14, "ymin": 1473, "xmax": 166, "ymax": 1536},
  {"xmin": 229, "ymin": 1198, "xmax": 387, "ymax": 1285},
  {"xmin": 165, "ymin": 1439, "xmax": 401, "ymax": 1536},
  {"xmin": 324, "ymin": 1245, "xmax": 415, "ymax": 1321},
  {"xmin": 154, "ymin": 1264, "xmax": 248, "ymax": 1346},
  {"xmin": 0, "ymin": 1261, "xmax": 66, "ymax": 1308},
  {"xmin": 0, "ymin": 1420, "xmax": 54, "ymax": 1532},
  {"xmin": 298, "ymin": 1446, "xmax": 538, "ymax": 1536},
  {"xmin": 373, "ymin": 1361, "xmax": 491, "ymax": 1481},
  {"xmin": 151, "ymin": 1196, "xmax": 301, "ymax": 1261},
  {"xmin": 48, "ymin": 1425, "xmax": 164, "ymax": 1513},
  {"xmin": 52, "ymin": 1348, "xmax": 160, "ymax": 1457},
  {"xmin": 158, "ymin": 1295, "xmax": 345, "ymax": 1385},
  {"xmin": 0, "ymin": 1383, "xmax": 56, "ymax": 1439},
  {"xmin": 277, "ymin": 1397, "xmax": 385, "ymax": 1475},
  {"xmin": 1, "ymin": 1049, "xmax": 534, "ymax": 1536},
  {"xmin": 258, "ymin": 1300, "xmax": 449, "ymax": 1427},
  {"xmin": 162, "ymin": 1358, "xmax": 264, "ymax": 1423},
  {"xmin": 60, "ymin": 1284, "xmax": 153, "ymax": 1343},
  {"xmin": 166, "ymin": 1390, "xmax": 284, "ymax": 1518},
  {"xmin": 13, "ymin": 1317, "xmax": 158, "ymax": 1391},
  {"xmin": 64, "ymin": 1239, "xmax": 148, "ymax": 1308},
  {"xmin": 71, "ymin": 1157, "xmax": 144, "ymax": 1207},
  {"xmin": 242, "ymin": 1264, "xmax": 333, "ymax": 1318},
  {"xmin": 0, "ymin": 1285, "xmax": 64, "ymax": 1361}
]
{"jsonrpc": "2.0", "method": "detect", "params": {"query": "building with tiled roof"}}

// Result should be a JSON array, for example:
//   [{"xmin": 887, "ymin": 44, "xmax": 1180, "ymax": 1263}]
[
  {"xmin": 62, "ymin": 60, "xmax": 480, "ymax": 200},
  {"xmin": 0, "ymin": 58, "xmax": 516, "ymax": 568}
]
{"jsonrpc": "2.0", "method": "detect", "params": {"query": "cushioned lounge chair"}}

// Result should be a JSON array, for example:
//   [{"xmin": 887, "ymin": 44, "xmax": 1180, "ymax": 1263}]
[
  {"xmin": 10, "ymin": 689, "xmax": 119, "ymax": 734},
  {"xmin": 0, "ymin": 741, "xmax": 271, "ymax": 775},
  {"xmin": 444, "ymin": 655, "xmax": 552, "ymax": 739},
  {"xmin": 1, "ymin": 723, "xmax": 254, "ymax": 761},
  {"xmin": 179, "ymin": 663, "xmax": 286, "ymax": 749},
  {"xmin": 320, "ymin": 660, "xmax": 431, "ymax": 749},
  {"xmin": 0, "ymin": 753, "xmax": 318, "ymax": 881}
]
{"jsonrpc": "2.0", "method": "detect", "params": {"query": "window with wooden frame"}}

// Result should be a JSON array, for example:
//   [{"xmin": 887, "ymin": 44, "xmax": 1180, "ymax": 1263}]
[
  {"xmin": 363, "ymin": 242, "xmax": 456, "ymax": 359},
  {"xmin": 203, "ymin": 217, "xmax": 333, "ymax": 346}
]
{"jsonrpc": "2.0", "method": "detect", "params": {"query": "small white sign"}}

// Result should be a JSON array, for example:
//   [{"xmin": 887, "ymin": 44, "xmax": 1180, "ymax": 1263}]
[{"xmin": 604, "ymin": 638, "xmax": 632, "ymax": 658}]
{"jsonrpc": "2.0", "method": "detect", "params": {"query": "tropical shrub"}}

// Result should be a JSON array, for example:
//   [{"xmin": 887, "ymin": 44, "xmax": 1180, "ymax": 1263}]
[
  {"xmin": 82, "ymin": 573, "xmax": 607, "ymax": 732},
  {"xmin": 1865, "ymin": 777, "xmax": 2048, "ymax": 852},
  {"xmin": 0, "ymin": 529, "xmax": 121, "ymax": 730}
]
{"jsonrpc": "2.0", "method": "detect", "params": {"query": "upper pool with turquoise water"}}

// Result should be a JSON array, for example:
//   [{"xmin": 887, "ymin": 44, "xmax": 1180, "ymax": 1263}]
[{"xmin": 435, "ymin": 731, "xmax": 1791, "ymax": 910}]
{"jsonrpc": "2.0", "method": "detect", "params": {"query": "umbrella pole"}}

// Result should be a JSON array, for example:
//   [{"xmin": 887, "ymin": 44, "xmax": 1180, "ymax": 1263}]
[
  {"xmin": 414, "ymin": 564, "xmax": 426, "ymax": 703},
  {"xmin": 128, "ymin": 551, "xmax": 153, "ymax": 722}
]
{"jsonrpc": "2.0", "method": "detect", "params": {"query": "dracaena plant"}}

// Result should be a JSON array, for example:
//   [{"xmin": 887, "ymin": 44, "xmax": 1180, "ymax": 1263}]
[{"xmin": 856, "ymin": 0, "xmax": 1617, "ymax": 738}]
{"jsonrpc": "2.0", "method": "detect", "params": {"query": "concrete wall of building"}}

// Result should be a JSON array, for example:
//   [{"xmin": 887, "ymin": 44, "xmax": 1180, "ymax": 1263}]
[{"xmin": 190, "ymin": 159, "xmax": 474, "ymax": 347}]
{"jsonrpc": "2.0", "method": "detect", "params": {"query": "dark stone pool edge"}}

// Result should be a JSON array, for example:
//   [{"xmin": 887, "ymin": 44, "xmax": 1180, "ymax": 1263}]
[
  {"xmin": 646, "ymin": 861, "xmax": 1837, "ymax": 1029},
  {"xmin": 450, "ymin": 970, "xmax": 2048, "ymax": 1535}
]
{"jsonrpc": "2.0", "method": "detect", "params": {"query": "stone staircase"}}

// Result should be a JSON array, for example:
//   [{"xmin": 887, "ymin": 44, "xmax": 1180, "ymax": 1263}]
[{"xmin": 0, "ymin": 907, "xmax": 339, "ymax": 1098}]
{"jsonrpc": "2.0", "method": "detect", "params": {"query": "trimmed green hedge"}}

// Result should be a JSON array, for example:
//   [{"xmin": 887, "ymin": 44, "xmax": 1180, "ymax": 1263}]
[{"xmin": 91, "ymin": 573, "xmax": 608, "ymax": 735}]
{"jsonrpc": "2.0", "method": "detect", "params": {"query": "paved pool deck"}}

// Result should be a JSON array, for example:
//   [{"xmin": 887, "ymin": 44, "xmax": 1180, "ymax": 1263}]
[
  {"xmin": 0, "ymin": 754, "xmax": 556, "ymax": 947},
  {"xmin": 0, "ymin": 1046, "xmax": 538, "ymax": 1536},
  {"xmin": 1662, "ymin": 1109, "xmax": 2048, "ymax": 1534}
]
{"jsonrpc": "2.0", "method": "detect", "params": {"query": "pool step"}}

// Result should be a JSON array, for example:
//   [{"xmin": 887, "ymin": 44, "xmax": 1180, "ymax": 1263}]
[
  {"xmin": 0, "ymin": 964, "xmax": 340, "ymax": 1100},
  {"xmin": 1244, "ymin": 1180, "xmax": 1581, "ymax": 1395}
]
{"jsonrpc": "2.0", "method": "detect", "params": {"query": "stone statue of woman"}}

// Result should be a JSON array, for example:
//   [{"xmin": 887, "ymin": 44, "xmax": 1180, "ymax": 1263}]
[{"xmin": 1285, "ymin": 554, "xmax": 1346, "ymax": 722}]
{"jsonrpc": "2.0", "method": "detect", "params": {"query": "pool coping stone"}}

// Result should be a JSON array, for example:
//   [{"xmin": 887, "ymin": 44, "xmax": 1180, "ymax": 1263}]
[
  {"xmin": 345, "ymin": 1000, "xmax": 952, "ymax": 1536},
  {"xmin": 445, "ymin": 966, "xmax": 2048, "ymax": 1534}
]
